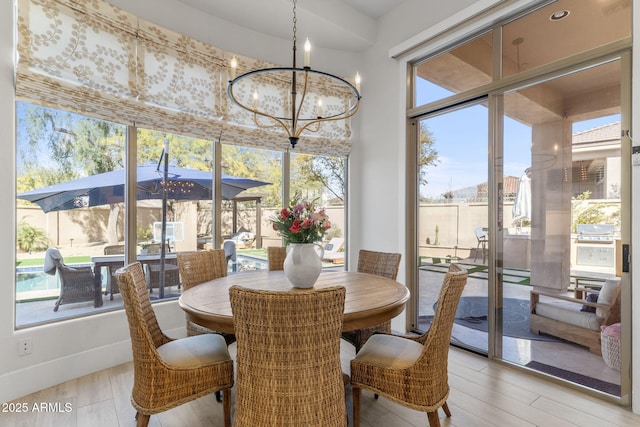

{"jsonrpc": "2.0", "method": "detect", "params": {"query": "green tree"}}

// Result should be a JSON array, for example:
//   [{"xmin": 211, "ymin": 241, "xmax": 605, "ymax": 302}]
[
  {"xmin": 18, "ymin": 103, "xmax": 125, "ymax": 242},
  {"xmin": 17, "ymin": 218, "xmax": 50, "ymax": 253},
  {"xmin": 418, "ymin": 124, "xmax": 439, "ymax": 186},
  {"xmin": 222, "ymin": 145, "xmax": 282, "ymax": 206},
  {"xmin": 292, "ymin": 154, "xmax": 343, "ymax": 203},
  {"xmin": 572, "ymin": 191, "xmax": 620, "ymax": 233}
]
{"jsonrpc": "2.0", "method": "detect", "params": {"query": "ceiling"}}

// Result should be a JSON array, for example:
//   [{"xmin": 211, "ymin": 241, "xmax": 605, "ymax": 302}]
[
  {"xmin": 416, "ymin": 0, "xmax": 630, "ymax": 125},
  {"xmin": 177, "ymin": 0, "xmax": 407, "ymax": 52}
]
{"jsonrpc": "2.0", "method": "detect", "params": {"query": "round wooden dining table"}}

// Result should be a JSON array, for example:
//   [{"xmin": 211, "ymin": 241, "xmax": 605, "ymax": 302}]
[{"xmin": 178, "ymin": 270, "xmax": 410, "ymax": 334}]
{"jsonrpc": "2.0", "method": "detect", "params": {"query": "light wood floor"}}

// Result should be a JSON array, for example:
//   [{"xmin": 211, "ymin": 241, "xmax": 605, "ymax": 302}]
[{"xmin": 3, "ymin": 344, "xmax": 639, "ymax": 427}]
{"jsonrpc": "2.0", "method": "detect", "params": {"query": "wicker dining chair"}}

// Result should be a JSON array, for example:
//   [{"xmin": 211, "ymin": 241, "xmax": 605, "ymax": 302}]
[
  {"xmin": 350, "ymin": 264, "xmax": 467, "ymax": 427},
  {"xmin": 230, "ymin": 285, "xmax": 347, "ymax": 427},
  {"xmin": 115, "ymin": 262, "xmax": 233, "ymax": 427},
  {"xmin": 266, "ymin": 246, "xmax": 287, "ymax": 271},
  {"xmin": 176, "ymin": 250, "xmax": 236, "ymax": 345},
  {"xmin": 341, "ymin": 249, "xmax": 402, "ymax": 352}
]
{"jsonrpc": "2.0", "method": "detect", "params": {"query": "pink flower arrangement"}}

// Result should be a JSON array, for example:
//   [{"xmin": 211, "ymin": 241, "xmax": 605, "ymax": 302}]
[{"xmin": 271, "ymin": 199, "xmax": 331, "ymax": 244}]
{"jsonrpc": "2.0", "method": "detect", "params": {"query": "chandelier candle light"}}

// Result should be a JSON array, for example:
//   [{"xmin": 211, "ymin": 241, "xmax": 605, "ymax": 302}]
[{"xmin": 227, "ymin": 0, "xmax": 362, "ymax": 149}]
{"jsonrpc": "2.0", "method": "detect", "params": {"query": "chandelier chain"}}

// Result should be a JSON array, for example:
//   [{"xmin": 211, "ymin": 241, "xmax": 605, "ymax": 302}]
[{"xmin": 292, "ymin": 0, "xmax": 297, "ymax": 49}]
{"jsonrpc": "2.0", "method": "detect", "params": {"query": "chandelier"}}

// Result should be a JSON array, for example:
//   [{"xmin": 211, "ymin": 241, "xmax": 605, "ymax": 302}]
[{"xmin": 227, "ymin": 0, "xmax": 362, "ymax": 149}]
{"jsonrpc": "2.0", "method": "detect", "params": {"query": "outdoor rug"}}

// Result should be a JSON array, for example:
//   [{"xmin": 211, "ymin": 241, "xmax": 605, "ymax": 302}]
[
  {"xmin": 525, "ymin": 361, "xmax": 620, "ymax": 396},
  {"xmin": 446, "ymin": 296, "xmax": 559, "ymax": 341}
]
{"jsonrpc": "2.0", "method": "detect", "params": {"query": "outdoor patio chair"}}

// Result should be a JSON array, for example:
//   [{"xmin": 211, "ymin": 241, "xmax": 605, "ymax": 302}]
[
  {"xmin": 473, "ymin": 227, "xmax": 488, "ymax": 263},
  {"xmin": 44, "ymin": 247, "xmax": 99, "ymax": 312},
  {"xmin": 350, "ymin": 264, "xmax": 468, "ymax": 427},
  {"xmin": 144, "ymin": 242, "xmax": 179, "ymax": 291},
  {"xmin": 230, "ymin": 285, "xmax": 347, "ymax": 426},
  {"xmin": 342, "ymin": 249, "xmax": 401, "ymax": 352},
  {"xmin": 115, "ymin": 262, "xmax": 233, "ymax": 427},
  {"xmin": 103, "ymin": 244, "xmax": 124, "ymax": 300},
  {"xmin": 266, "ymin": 246, "xmax": 286, "ymax": 270},
  {"xmin": 177, "ymin": 250, "xmax": 236, "ymax": 345},
  {"xmin": 530, "ymin": 278, "xmax": 621, "ymax": 354}
]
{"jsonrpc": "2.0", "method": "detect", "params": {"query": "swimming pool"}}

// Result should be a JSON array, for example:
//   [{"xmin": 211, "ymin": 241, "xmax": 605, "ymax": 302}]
[{"xmin": 15, "ymin": 255, "xmax": 269, "ymax": 296}]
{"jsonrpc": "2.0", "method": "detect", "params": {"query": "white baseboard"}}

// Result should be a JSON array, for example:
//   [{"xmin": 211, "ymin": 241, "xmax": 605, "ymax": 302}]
[{"xmin": 0, "ymin": 326, "xmax": 184, "ymax": 403}]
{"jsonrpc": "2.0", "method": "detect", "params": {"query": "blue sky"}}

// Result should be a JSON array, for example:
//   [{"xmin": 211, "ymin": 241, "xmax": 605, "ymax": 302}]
[{"xmin": 416, "ymin": 85, "xmax": 620, "ymax": 199}]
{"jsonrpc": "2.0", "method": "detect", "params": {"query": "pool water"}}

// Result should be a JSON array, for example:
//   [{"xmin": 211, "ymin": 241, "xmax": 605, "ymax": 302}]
[
  {"xmin": 16, "ymin": 264, "xmax": 95, "ymax": 294},
  {"xmin": 15, "ymin": 256, "xmax": 268, "ymax": 294},
  {"xmin": 16, "ymin": 270, "xmax": 60, "ymax": 293}
]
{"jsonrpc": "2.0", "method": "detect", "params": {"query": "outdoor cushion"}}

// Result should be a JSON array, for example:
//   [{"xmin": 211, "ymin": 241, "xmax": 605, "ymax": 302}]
[
  {"xmin": 43, "ymin": 247, "xmax": 63, "ymax": 275},
  {"xmin": 535, "ymin": 302, "xmax": 602, "ymax": 331},
  {"xmin": 596, "ymin": 278, "xmax": 620, "ymax": 318},
  {"xmin": 580, "ymin": 292, "xmax": 598, "ymax": 313},
  {"xmin": 601, "ymin": 322, "xmax": 621, "ymax": 338},
  {"xmin": 157, "ymin": 334, "xmax": 230, "ymax": 368},
  {"xmin": 354, "ymin": 334, "xmax": 423, "ymax": 369}
]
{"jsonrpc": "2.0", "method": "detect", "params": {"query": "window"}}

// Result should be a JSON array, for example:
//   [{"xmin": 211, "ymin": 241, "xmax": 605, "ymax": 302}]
[{"xmin": 14, "ymin": 0, "xmax": 352, "ymax": 328}]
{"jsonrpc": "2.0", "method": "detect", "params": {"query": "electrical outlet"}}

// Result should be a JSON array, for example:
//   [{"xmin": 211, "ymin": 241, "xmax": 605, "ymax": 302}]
[{"xmin": 18, "ymin": 337, "xmax": 32, "ymax": 356}]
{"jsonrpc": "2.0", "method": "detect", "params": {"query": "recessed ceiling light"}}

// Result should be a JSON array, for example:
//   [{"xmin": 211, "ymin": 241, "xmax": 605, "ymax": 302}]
[{"xmin": 549, "ymin": 10, "xmax": 570, "ymax": 21}]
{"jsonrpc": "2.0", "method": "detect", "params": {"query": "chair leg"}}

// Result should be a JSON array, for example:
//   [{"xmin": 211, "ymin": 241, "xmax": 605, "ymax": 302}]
[
  {"xmin": 427, "ymin": 410, "xmax": 441, "ymax": 427},
  {"xmin": 135, "ymin": 412, "xmax": 150, "ymax": 427},
  {"xmin": 223, "ymin": 388, "xmax": 231, "ymax": 427},
  {"xmin": 352, "ymin": 386, "xmax": 361, "ymax": 427},
  {"xmin": 442, "ymin": 402, "xmax": 451, "ymax": 417},
  {"xmin": 215, "ymin": 390, "xmax": 222, "ymax": 402}
]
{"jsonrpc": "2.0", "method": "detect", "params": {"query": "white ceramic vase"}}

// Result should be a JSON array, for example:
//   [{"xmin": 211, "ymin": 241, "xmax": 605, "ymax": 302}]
[{"xmin": 283, "ymin": 243, "xmax": 325, "ymax": 288}]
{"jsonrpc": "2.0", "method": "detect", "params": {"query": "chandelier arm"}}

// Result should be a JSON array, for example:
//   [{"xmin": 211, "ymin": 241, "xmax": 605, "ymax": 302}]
[
  {"xmin": 293, "ymin": 69, "xmax": 310, "ymax": 128},
  {"xmin": 228, "ymin": 79, "xmax": 293, "ymax": 136},
  {"xmin": 303, "ymin": 121, "xmax": 322, "ymax": 134},
  {"xmin": 252, "ymin": 111, "xmax": 293, "ymax": 136},
  {"xmin": 294, "ymin": 100, "xmax": 361, "ymax": 138}
]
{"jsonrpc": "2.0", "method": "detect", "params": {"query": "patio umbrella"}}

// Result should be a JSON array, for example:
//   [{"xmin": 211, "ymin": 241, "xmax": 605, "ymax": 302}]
[
  {"xmin": 512, "ymin": 171, "xmax": 532, "ymax": 229},
  {"xmin": 19, "ymin": 163, "xmax": 270, "ymax": 297},
  {"xmin": 18, "ymin": 164, "xmax": 270, "ymax": 212}
]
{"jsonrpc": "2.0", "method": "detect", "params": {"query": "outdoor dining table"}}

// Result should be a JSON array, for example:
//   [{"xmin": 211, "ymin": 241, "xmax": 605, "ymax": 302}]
[
  {"xmin": 178, "ymin": 270, "xmax": 410, "ymax": 334},
  {"xmin": 91, "ymin": 253, "xmax": 179, "ymax": 302}
]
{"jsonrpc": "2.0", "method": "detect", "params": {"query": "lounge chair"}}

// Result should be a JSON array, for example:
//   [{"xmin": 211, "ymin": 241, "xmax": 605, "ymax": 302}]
[
  {"xmin": 322, "ymin": 237, "xmax": 345, "ymax": 264},
  {"xmin": 530, "ymin": 278, "xmax": 621, "ymax": 354}
]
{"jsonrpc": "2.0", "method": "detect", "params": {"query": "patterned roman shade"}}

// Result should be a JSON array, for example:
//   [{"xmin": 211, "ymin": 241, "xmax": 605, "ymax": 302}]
[{"xmin": 16, "ymin": 0, "xmax": 352, "ymax": 156}]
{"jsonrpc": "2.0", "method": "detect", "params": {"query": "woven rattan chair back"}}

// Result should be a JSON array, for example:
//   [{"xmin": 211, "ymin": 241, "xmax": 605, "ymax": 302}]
[
  {"xmin": 177, "ymin": 250, "xmax": 227, "ymax": 291},
  {"xmin": 350, "ymin": 264, "xmax": 467, "ymax": 427},
  {"xmin": 417, "ymin": 263, "xmax": 467, "ymax": 396},
  {"xmin": 116, "ymin": 262, "xmax": 233, "ymax": 427},
  {"xmin": 342, "ymin": 249, "xmax": 402, "ymax": 352},
  {"xmin": 357, "ymin": 249, "xmax": 401, "ymax": 280},
  {"xmin": 177, "ymin": 250, "xmax": 235, "ymax": 343},
  {"xmin": 266, "ymin": 246, "xmax": 287, "ymax": 271},
  {"xmin": 230, "ymin": 285, "xmax": 347, "ymax": 427},
  {"xmin": 104, "ymin": 244, "xmax": 125, "ymax": 255}
]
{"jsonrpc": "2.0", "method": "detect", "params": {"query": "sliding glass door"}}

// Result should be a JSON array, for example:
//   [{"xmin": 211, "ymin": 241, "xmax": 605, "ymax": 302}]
[
  {"xmin": 499, "ymin": 59, "xmax": 625, "ymax": 395},
  {"xmin": 416, "ymin": 101, "xmax": 489, "ymax": 354},
  {"xmin": 410, "ymin": 0, "xmax": 630, "ymax": 400}
]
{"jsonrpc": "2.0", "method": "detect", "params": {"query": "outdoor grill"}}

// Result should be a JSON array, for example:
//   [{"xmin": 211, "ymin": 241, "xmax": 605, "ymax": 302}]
[{"xmin": 576, "ymin": 224, "xmax": 615, "ymax": 244}]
